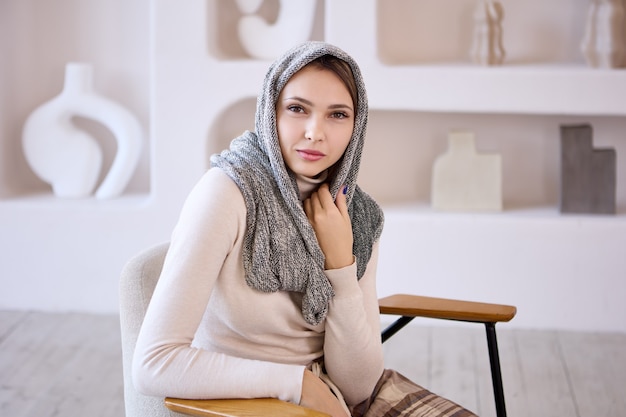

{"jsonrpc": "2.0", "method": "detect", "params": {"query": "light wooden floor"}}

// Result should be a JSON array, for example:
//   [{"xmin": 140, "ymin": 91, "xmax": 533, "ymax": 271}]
[{"xmin": 1, "ymin": 311, "xmax": 624, "ymax": 417}]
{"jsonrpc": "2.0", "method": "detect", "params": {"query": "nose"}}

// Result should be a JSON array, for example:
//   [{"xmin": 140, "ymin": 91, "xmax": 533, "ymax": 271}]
[{"xmin": 304, "ymin": 115, "xmax": 325, "ymax": 142}]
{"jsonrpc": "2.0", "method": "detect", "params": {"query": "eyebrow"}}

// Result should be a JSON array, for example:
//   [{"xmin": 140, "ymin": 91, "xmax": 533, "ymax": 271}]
[{"xmin": 283, "ymin": 96, "xmax": 353, "ymax": 112}]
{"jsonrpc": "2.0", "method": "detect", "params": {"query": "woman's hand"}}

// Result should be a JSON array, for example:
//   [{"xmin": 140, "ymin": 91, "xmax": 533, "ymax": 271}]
[
  {"xmin": 303, "ymin": 184, "xmax": 353, "ymax": 270},
  {"xmin": 300, "ymin": 369, "xmax": 350, "ymax": 417}
]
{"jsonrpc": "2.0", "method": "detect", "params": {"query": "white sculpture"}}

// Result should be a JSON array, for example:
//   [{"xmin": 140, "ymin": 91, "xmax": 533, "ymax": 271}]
[
  {"xmin": 432, "ymin": 131, "xmax": 502, "ymax": 211},
  {"xmin": 22, "ymin": 63, "xmax": 143, "ymax": 199},
  {"xmin": 237, "ymin": 0, "xmax": 317, "ymax": 60},
  {"xmin": 470, "ymin": 0, "xmax": 506, "ymax": 66},
  {"xmin": 234, "ymin": 0, "xmax": 264, "ymax": 15},
  {"xmin": 581, "ymin": 0, "xmax": 626, "ymax": 68}
]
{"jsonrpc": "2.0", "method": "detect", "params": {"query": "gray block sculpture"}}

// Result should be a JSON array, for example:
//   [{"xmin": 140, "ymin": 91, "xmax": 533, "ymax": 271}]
[{"xmin": 560, "ymin": 124, "xmax": 616, "ymax": 214}]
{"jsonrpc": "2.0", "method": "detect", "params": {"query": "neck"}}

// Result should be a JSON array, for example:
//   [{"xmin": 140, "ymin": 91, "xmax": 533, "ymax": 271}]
[{"xmin": 295, "ymin": 170, "xmax": 328, "ymax": 201}]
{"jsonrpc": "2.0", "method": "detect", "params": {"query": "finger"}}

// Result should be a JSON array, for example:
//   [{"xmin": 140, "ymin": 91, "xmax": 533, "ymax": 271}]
[
  {"xmin": 309, "ymin": 189, "xmax": 323, "ymax": 212},
  {"xmin": 305, "ymin": 192, "xmax": 324, "ymax": 222},
  {"xmin": 316, "ymin": 183, "xmax": 334, "ymax": 209},
  {"xmin": 303, "ymin": 197, "xmax": 312, "ymax": 218},
  {"xmin": 335, "ymin": 185, "xmax": 349, "ymax": 218}
]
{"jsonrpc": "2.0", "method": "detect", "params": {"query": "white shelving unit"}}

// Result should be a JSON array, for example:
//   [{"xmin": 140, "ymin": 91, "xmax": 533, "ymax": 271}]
[
  {"xmin": 329, "ymin": 0, "xmax": 626, "ymax": 332},
  {"xmin": 1, "ymin": 0, "xmax": 624, "ymax": 332},
  {"xmin": 0, "ymin": 0, "xmax": 161, "ymax": 315}
]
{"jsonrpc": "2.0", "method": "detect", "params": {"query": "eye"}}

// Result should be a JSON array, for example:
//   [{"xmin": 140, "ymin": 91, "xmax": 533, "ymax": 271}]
[
  {"xmin": 331, "ymin": 111, "xmax": 350, "ymax": 119},
  {"xmin": 287, "ymin": 104, "xmax": 305, "ymax": 113}
]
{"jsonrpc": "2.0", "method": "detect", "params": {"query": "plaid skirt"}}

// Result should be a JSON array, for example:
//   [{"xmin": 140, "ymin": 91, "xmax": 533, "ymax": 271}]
[{"xmin": 349, "ymin": 369, "xmax": 478, "ymax": 417}]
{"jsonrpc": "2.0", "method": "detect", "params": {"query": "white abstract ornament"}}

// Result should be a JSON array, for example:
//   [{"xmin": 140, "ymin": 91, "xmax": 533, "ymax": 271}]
[
  {"xmin": 470, "ymin": 0, "xmax": 506, "ymax": 66},
  {"xmin": 237, "ymin": 0, "xmax": 316, "ymax": 60},
  {"xmin": 234, "ymin": 0, "xmax": 264, "ymax": 14},
  {"xmin": 581, "ymin": 0, "xmax": 626, "ymax": 68},
  {"xmin": 431, "ymin": 131, "xmax": 502, "ymax": 212},
  {"xmin": 22, "ymin": 63, "xmax": 143, "ymax": 199}
]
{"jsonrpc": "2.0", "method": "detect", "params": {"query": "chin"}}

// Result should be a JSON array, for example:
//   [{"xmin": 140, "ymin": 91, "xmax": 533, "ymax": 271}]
[{"xmin": 291, "ymin": 164, "xmax": 324, "ymax": 178}]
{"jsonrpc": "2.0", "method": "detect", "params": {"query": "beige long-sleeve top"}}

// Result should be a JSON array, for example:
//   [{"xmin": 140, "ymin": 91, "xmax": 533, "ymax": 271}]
[{"xmin": 132, "ymin": 167, "xmax": 384, "ymax": 406}]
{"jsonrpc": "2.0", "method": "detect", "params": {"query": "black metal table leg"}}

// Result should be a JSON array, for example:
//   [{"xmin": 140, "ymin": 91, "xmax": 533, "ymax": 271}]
[
  {"xmin": 381, "ymin": 316, "xmax": 509, "ymax": 417},
  {"xmin": 485, "ymin": 322, "xmax": 507, "ymax": 417},
  {"xmin": 381, "ymin": 316, "xmax": 415, "ymax": 343}
]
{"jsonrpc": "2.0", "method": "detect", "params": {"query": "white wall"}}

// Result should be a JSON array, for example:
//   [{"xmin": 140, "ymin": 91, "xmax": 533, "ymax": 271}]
[{"xmin": 1, "ymin": 0, "xmax": 625, "ymax": 333}]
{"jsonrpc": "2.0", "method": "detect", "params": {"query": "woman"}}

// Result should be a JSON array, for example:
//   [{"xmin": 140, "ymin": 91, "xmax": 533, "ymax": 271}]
[{"xmin": 133, "ymin": 41, "xmax": 476, "ymax": 417}]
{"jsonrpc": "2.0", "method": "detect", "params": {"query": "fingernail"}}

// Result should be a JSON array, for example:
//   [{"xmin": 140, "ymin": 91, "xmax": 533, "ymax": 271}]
[{"xmin": 342, "ymin": 185, "xmax": 348, "ymax": 195}]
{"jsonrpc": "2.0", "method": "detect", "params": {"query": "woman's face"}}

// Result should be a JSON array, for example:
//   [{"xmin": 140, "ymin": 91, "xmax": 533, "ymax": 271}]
[{"xmin": 276, "ymin": 65, "xmax": 354, "ymax": 178}]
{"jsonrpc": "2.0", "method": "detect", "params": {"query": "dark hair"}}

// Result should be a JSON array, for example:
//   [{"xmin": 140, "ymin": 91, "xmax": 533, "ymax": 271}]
[{"xmin": 307, "ymin": 55, "xmax": 358, "ymax": 112}]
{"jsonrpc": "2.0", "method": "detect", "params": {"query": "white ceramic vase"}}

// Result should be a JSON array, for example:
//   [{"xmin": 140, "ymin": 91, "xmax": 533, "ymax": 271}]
[
  {"xmin": 432, "ymin": 131, "xmax": 502, "ymax": 211},
  {"xmin": 22, "ymin": 63, "xmax": 142, "ymax": 199},
  {"xmin": 237, "ymin": 0, "xmax": 316, "ymax": 60},
  {"xmin": 581, "ymin": 0, "xmax": 626, "ymax": 68},
  {"xmin": 470, "ymin": 0, "xmax": 506, "ymax": 66}
]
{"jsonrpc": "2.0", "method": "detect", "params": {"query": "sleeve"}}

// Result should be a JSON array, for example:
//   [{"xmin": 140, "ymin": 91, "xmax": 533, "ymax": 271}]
[
  {"xmin": 321, "ymin": 242, "xmax": 385, "ymax": 406},
  {"xmin": 132, "ymin": 168, "xmax": 306, "ymax": 404}
]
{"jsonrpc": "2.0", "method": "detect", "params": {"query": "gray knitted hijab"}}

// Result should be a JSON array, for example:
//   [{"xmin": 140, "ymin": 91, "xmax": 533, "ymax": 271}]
[{"xmin": 211, "ymin": 41, "xmax": 383, "ymax": 325}]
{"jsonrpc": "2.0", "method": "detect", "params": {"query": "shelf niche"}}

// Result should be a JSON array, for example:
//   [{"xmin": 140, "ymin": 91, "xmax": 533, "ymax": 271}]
[
  {"xmin": 360, "ymin": 110, "xmax": 625, "ymax": 214},
  {"xmin": 376, "ymin": 0, "xmax": 589, "ymax": 66},
  {"xmin": 205, "ymin": 97, "xmax": 257, "ymax": 168},
  {"xmin": 206, "ymin": 100, "xmax": 626, "ymax": 216},
  {"xmin": 207, "ymin": 0, "xmax": 326, "ymax": 60},
  {"xmin": 0, "ymin": 0, "xmax": 151, "ymax": 201}
]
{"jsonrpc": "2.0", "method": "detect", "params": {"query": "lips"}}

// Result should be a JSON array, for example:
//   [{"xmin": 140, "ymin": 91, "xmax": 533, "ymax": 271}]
[{"xmin": 297, "ymin": 149, "xmax": 325, "ymax": 161}]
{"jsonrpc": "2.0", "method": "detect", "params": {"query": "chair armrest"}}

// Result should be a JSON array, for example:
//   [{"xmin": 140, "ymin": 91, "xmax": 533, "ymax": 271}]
[
  {"xmin": 164, "ymin": 397, "xmax": 330, "ymax": 417},
  {"xmin": 379, "ymin": 294, "xmax": 516, "ymax": 324}
]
